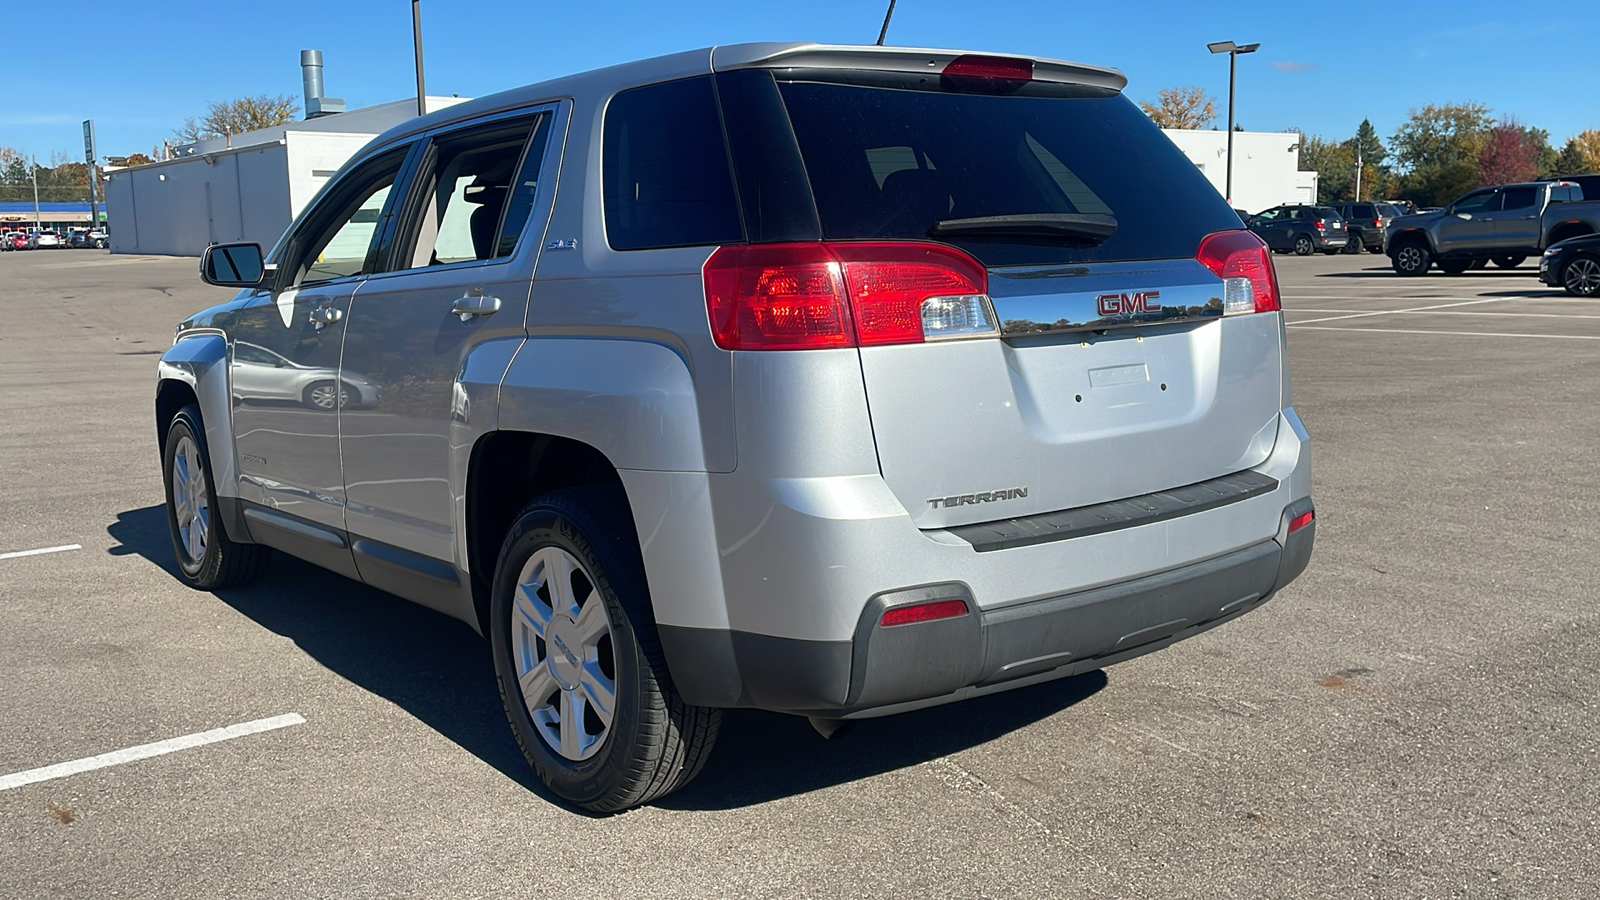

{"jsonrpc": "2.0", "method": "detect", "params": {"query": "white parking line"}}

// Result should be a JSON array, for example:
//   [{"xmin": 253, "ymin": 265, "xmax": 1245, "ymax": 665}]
[
  {"xmin": 1288, "ymin": 325, "xmax": 1600, "ymax": 341},
  {"xmin": 1288, "ymin": 297, "xmax": 1510, "ymax": 325},
  {"xmin": 1287, "ymin": 309, "xmax": 1600, "ymax": 320},
  {"xmin": 0, "ymin": 713, "xmax": 306, "ymax": 792},
  {"xmin": 0, "ymin": 543, "xmax": 82, "ymax": 561}
]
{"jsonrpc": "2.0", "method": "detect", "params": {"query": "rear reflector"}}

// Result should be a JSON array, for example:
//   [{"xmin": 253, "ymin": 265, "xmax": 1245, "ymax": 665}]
[
  {"xmin": 942, "ymin": 54, "xmax": 1035, "ymax": 81},
  {"xmin": 879, "ymin": 598, "xmax": 970, "ymax": 627},
  {"xmin": 1288, "ymin": 509, "xmax": 1314, "ymax": 533},
  {"xmin": 1196, "ymin": 230, "xmax": 1281, "ymax": 315},
  {"xmin": 704, "ymin": 242, "xmax": 994, "ymax": 350}
]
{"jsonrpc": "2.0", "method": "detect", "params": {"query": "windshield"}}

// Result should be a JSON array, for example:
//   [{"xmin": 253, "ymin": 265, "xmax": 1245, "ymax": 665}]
[{"xmin": 774, "ymin": 79, "xmax": 1241, "ymax": 267}]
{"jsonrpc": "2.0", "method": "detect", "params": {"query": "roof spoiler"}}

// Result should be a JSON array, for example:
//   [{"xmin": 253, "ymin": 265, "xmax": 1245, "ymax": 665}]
[{"xmin": 711, "ymin": 43, "xmax": 1128, "ymax": 93}]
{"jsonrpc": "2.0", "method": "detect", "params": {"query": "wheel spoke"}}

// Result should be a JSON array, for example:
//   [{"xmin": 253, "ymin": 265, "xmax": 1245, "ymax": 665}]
[
  {"xmin": 578, "ymin": 663, "xmax": 615, "ymax": 727},
  {"xmin": 518, "ymin": 663, "xmax": 559, "ymax": 710},
  {"xmin": 187, "ymin": 512, "xmax": 205, "ymax": 560},
  {"xmin": 559, "ymin": 689, "xmax": 582, "ymax": 758},
  {"xmin": 573, "ymin": 594, "xmax": 609, "ymax": 644},
  {"xmin": 513, "ymin": 582, "xmax": 552, "ymax": 639},
  {"xmin": 541, "ymin": 547, "xmax": 583, "ymax": 619}
]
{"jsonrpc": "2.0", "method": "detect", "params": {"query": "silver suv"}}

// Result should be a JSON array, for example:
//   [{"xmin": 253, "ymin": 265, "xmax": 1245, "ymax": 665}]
[{"xmin": 157, "ymin": 44, "xmax": 1315, "ymax": 812}]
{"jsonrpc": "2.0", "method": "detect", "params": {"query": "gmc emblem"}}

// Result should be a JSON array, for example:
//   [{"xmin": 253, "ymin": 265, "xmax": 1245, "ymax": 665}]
[{"xmin": 1096, "ymin": 290, "xmax": 1162, "ymax": 316}]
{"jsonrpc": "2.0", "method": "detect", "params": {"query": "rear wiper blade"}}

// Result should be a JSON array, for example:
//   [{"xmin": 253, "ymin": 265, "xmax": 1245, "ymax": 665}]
[{"xmin": 928, "ymin": 213, "xmax": 1118, "ymax": 245}]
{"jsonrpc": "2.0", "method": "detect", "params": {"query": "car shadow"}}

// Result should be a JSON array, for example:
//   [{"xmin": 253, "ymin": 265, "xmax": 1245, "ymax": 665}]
[
  {"xmin": 657, "ymin": 670, "xmax": 1107, "ymax": 811},
  {"xmin": 108, "ymin": 505, "xmax": 547, "ymax": 798},
  {"xmin": 109, "ymin": 504, "xmax": 1107, "ymax": 812}
]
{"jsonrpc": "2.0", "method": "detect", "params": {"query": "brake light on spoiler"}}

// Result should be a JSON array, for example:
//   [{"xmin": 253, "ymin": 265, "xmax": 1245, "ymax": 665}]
[
  {"xmin": 1196, "ymin": 230, "xmax": 1281, "ymax": 315},
  {"xmin": 703, "ymin": 242, "xmax": 999, "ymax": 350},
  {"xmin": 942, "ymin": 54, "xmax": 1035, "ymax": 81}
]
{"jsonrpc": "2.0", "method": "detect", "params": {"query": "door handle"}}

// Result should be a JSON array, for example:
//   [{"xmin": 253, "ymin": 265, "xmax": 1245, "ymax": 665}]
[
  {"xmin": 451, "ymin": 291, "xmax": 501, "ymax": 321},
  {"xmin": 308, "ymin": 304, "xmax": 342, "ymax": 327}
]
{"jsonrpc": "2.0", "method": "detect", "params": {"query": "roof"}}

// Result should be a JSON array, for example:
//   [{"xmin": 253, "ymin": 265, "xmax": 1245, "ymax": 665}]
[
  {"xmin": 0, "ymin": 202, "xmax": 93, "ymax": 213},
  {"xmin": 366, "ymin": 42, "xmax": 1128, "ymax": 150}
]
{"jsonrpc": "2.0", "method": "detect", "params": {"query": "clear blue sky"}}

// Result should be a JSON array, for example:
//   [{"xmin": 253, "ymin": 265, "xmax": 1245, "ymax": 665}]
[{"xmin": 3, "ymin": 0, "xmax": 1593, "ymax": 163}]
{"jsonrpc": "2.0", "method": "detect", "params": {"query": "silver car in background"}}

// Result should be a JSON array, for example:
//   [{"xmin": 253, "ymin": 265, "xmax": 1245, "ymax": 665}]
[{"xmin": 156, "ymin": 43, "xmax": 1315, "ymax": 812}]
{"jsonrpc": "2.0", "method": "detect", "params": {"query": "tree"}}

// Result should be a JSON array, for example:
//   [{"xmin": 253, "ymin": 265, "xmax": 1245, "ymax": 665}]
[
  {"xmin": 173, "ymin": 94, "xmax": 301, "ymax": 144},
  {"xmin": 1348, "ymin": 118, "xmax": 1386, "ymax": 169},
  {"xmin": 1553, "ymin": 130, "xmax": 1600, "ymax": 174},
  {"xmin": 1477, "ymin": 118, "xmax": 1545, "ymax": 186},
  {"xmin": 1139, "ymin": 87, "xmax": 1218, "ymax": 130},
  {"xmin": 1299, "ymin": 135, "xmax": 1356, "ymax": 203},
  {"xmin": 1390, "ymin": 103, "xmax": 1492, "ymax": 206}
]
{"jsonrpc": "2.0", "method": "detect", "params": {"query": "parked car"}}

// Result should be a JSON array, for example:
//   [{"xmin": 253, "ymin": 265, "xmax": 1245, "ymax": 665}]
[
  {"xmin": 1386, "ymin": 181, "xmax": 1600, "ymax": 276},
  {"xmin": 1329, "ymin": 201, "xmax": 1405, "ymax": 254},
  {"xmin": 230, "ymin": 341, "xmax": 382, "ymax": 409},
  {"xmin": 68, "ymin": 229, "xmax": 108, "ymax": 249},
  {"xmin": 6, "ymin": 232, "xmax": 29, "ymax": 250},
  {"xmin": 1539, "ymin": 232, "xmax": 1600, "ymax": 296},
  {"xmin": 158, "ymin": 43, "xmax": 1315, "ymax": 812},
  {"xmin": 30, "ymin": 230, "xmax": 63, "ymax": 249},
  {"xmin": 1247, "ymin": 204, "xmax": 1350, "ymax": 255}
]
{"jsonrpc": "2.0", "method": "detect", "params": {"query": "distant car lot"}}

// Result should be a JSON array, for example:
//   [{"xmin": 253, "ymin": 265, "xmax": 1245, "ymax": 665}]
[{"xmin": 1, "ymin": 249, "xmax": 1598, "ymax": 898}]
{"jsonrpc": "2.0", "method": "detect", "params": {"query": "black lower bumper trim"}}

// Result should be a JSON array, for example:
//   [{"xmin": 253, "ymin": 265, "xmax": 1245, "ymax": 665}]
[{"xmin": 947, "ymin": 469, "xmax": 1280, "ymax": 552}]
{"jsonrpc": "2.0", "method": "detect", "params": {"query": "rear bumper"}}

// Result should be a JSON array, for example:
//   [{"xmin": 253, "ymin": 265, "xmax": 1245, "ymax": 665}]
[
  {"xmin": 640, "ymin": 406, "xmax": 1315, "ymax": 714},
  {"xmin": 1316, "ymin": 234, "xmax": 1349, "ymax": 249},
  {"xmin": 659, "ymin": 505, "xmax": 1314, "ymax": 716}
]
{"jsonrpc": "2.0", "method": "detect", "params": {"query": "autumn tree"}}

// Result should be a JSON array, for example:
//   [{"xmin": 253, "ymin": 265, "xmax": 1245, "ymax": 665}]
[
  {"xmin": 1139, "ymin": 87, "xmax": 1218, "ymax": 130},
  {"xmin": 1552, "ymin": 130, "xmax": 1600, "ymax": 174},
  {"xmin": 174, "ymin": 94, "xmax": 301, "ymax": 143},
  {"xmin": 1389, "ymin": 103, "xmax": 1492, "ymax": 206},
  {"xmin": 1477, "ymin": 118, "xmax": 1546, "ymax": 186}
]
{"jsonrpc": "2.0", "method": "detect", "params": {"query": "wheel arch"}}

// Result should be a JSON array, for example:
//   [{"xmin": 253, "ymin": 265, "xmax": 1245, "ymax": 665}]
[
  {"xmin": 1548, "ymin": 222, "xmax": 1596, "ymax": 246},
  {"xmin": 1387, "ymin": 227, "xmax": 1432, "ymax": 255}
]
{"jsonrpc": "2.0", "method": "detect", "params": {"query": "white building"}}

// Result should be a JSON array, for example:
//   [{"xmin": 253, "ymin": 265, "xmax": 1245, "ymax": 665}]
[
  {"xmin": 1161, "ymin": 129, "xmax": 1319, "ymax": 214},
  {"xmin": 104, "ymin": 96, "xmax": 467, "ymax": 257}
]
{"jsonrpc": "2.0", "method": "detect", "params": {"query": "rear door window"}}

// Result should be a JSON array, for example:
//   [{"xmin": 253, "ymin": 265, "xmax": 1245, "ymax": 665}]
[
  {"xmin": 1500, "ymin": 186, "xmax": 1537, "ymax": 211},
  {"xmin": 603, "ymin": 76, "xmax": 742, "ymax": 251},
  {"xmin": 770, "ymin": 77, "xmax": 1240, "ymax": 267}
]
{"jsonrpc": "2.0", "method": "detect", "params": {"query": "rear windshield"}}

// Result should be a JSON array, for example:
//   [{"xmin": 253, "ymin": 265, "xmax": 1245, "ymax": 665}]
[{"xmin": 771, "ymin": 79, "xmax": 1241, "ymax": 267}]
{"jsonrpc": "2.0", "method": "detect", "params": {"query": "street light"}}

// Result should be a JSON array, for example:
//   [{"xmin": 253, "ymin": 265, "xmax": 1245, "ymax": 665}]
[{"xmin": 1207, "ymin": 40, "xmax": 1260, "ymax": 205}]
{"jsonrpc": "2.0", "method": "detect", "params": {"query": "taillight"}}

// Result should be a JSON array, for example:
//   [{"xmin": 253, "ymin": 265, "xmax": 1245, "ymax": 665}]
[
  {"xmin": 942, "ymin": 54, "xmax": 1034, "ymax": 81},
  {"xmin": 704, "ymin": 242, "xmax": 996, "ymax": 350},
  {"xmin": 1196, "ymin": 230, "xmax": 1281, "ymax": 314},
  {"xmin": 1289, "ymin": 510, "xmax": 1314, "ymax": 532},
  {"xmin": 880, "ymin": 598, "xmax": 970, "ymax": 627},
  {"xmin": 1373, "ymin": 219, "xmax": 1382, "ymax": 229},
  {"xmin": 1314, "ymin": 218, "xmax": 1327, "ymax": 230}
]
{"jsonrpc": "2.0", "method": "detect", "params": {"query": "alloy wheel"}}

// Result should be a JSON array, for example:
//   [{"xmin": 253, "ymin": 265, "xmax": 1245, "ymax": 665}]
[
  {"xmin": 171, "ymin": 435, "xmax": 210, "ymax": 566},
  {"xmin": 309, "ymin": 383, "xmax": 348, "ymax": 409},
  {"xmin": 1565, "ymin": 257, "xmax": 1600, "ymax": 296},
  {"xmin": 1396, "ymin": 245, "xmax": 1426, "ymax": 273},
  {"xmin": 511, "ymin": 546, "xmax": 617, "ymax": 761}
]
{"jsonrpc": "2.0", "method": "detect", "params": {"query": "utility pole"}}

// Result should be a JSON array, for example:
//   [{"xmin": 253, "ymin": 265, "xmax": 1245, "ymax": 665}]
[
  {"xmin": 30, "ymin": 155, "xmax": 41, "ymax": 230},
  {"xmin": 1355, "ymin": 147, "xmax": 1363, "ymax": 202},
  {"xmin": 412, "ymin": 0, "xmax": 427, "ymax": 117}
]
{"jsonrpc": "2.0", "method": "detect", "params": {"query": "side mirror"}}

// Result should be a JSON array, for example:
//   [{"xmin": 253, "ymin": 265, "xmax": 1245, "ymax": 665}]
[{"xmin": 201, "ymin": 242, "xmax": 266, "ymax": 287}]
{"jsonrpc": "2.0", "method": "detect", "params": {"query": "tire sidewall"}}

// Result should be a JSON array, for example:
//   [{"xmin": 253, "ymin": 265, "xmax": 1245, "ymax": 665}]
[
  {"xmin": 1294, "ymin": 235, "xmax": 1313, "ymax": 256},
  {"xmin": 1393, "ymin": 242, "xmax": 1429, "ymax": 275},
  {"xmin": 489, "ymin": 499, "xmax": 652, "ymax": 808}
]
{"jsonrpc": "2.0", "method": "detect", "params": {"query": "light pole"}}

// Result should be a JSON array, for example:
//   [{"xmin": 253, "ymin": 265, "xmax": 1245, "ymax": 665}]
[
  {"xmin": 412, "ymin": 0, "xmax": 427, "ymax": 117},
  {"xmin": 1207, "ymin": 40, "xmax": 1260, "ymax": 205}
]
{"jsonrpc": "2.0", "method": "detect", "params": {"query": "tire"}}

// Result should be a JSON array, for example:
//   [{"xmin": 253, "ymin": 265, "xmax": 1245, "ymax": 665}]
[
  {"xmin": 1439, "ymin": 260, "xmax": 1471, "ymax": 275},
  {"xmin": 1492, "ymin": 256, "xmax": 1525, "ymax": 269},
  {"xmin": 1342, "ymin": 234, "xmax": 1364, "ymax": 255},
  {"xmin": 1562, "ymin": 255, "xmax": 1600, "ymax": 296},
  {"xmin": 162, "ymin": 405, "xmax": 270, "ymax": 589},
  {"xmin": 303, "ymin": 380, "xmax": 348, "ymax": 410},
  {"xmin": 490, "ymin": 486, "xmax": 720, "ymax": 813},
  {"xmin": 1392, "ymin": 241, "xmax": 1431, "ymax": 276},
  {"xmin": 1293, "ymin": 234, "xmax": 1314, "ymax": 256}
]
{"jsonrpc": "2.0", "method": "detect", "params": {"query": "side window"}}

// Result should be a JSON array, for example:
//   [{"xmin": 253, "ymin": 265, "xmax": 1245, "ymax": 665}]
[
  {"xmin": 399, "ymin": 113, "xmax": 551, "ymax": 269},
  {"xmin": 1452, "ymin": 191, "xmax": 1500, "ymax": 214},
  {"xmin": 603, "ymin": 76, "xmax": 743, "ymax": 251},
  {"xmin": 284, "ymin": 146, "xmax": 409, "ymax": 286},
  {"xmin": 1253, "ymin": 208, "xmax": 1281, "ymax": 222},
  {"xmin": 1500, "ymin": 187, "xmax": 1537, "ymax": 210}
]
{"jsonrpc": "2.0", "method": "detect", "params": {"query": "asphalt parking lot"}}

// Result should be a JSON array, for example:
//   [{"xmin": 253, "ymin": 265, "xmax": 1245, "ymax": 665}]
[{"xmin": 2, "ymin": 247, "xmax": 1597, "ymax": 899}]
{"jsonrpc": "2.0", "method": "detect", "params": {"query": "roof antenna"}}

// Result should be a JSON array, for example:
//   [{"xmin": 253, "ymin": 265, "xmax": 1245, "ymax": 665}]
[{"xmin": 875, "ymin": 0, "xmax": 897, "ymax": 46}]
